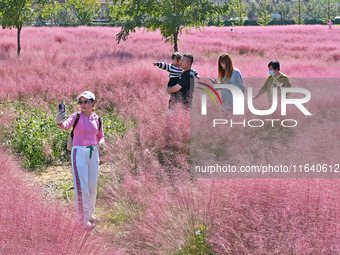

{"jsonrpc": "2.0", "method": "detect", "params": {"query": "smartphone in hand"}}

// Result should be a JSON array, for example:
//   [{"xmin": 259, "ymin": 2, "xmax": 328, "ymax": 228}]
[{"xmin": 59, "ymin": 103, "xmax": 65, "ymax": 114}]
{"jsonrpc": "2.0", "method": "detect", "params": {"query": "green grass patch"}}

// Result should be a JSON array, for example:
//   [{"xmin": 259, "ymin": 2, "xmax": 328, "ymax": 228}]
[
  {"xmin": 176, "ymin": 225, "xmax": 215, "ymax": 255},
  {"xmin": 59, "ymin": 181, "xmax": 74, "ymax": 200},
  {"xmin": 3, "ymin": 99, "xmax": 129, "ymax": 169},
  {"xmin": 107, "ymin": 198, "xmax": 145, "ymax": 225}
]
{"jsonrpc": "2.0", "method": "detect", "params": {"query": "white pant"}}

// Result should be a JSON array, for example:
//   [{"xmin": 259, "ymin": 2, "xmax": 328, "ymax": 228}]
[{"xmin": 71, "ymin": 146, "xmax": 99, "ymax": 223}]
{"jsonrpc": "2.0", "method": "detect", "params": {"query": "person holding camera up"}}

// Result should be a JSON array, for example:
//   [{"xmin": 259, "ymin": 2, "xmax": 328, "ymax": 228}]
[{"xmin": 56, "ymin": 91, "xmax": 104, "ymax": 228}]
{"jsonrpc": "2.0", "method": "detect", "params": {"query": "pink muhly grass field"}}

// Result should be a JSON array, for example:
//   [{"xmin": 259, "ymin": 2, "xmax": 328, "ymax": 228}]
[
  {"xmin": 0, "ymin": 25, "xmax": 339, "ymax": 102},
  {"xmin": 104, "ymin": 172, "xmax": 340, "ymax": 254},
  {"xmin": 0, "ymin": 147, "xmax": 116, "ymax": 255},
  {"xmin": 1, "ymin": 25, "xmax": 340, "ymax": 254}
]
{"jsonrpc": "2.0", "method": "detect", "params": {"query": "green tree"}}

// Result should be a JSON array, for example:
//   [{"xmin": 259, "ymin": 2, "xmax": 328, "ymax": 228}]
[
  {"xmin": 323, "ymin": 0, "xmax": 337, "ymax": 20},
  {"xmin": 257, "ymin": 0, "xmax": 273, "ymax": 26},
  {"xmin": 36, "ymin": 0, "xmax": 62, "ymax": 25},
  {"xmin": 67, "ymin": 0, "xmax": 100, "ymax": 25},
  {"xmin": 0, "ymin": 0, "xmax": 39, "ymax": 56},
  {"xmin": 109, "ymin": 0, "xmax": 228, "ymax": 52},
  {"xmin": 231, "ymin": 0, "xmax": 247, "ymax": 26},
  {"xmin": 56, "ymin": 2, "xmax": 77, "ymax": 25},
  {"xmin": 294, "ymin": 0, "xmax": 305, "ymax": 24},
  {"xmin": 305, "ymin": 0, "xmax": 323, "ymax": 20},
  {"xmin": 247, "ymin": 0, "xmax": 257, "ymax": 20},
  {"xmin": 275, "ymin": 0, "xmax": 292, "ymax": 25},
  {"xmin": 307, "ymin": 0, "xmax": 338, "ymax": 22}
]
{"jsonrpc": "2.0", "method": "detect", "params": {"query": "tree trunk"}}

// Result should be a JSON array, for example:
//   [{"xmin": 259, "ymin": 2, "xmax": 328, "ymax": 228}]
[
  {"xmin": 173, "ymin": 0, "xmax": 178, "ymax": 52},
  {"xmin": 297, "ymin": 3, "xmax": 300, "ymax": 24},
  {"xmin": 17, "ymin": 26, "xmax": 22, "ymax": 56},
  {"xmin": 173, "ymin": 29, "xmax": 178, "ymax": 52}
]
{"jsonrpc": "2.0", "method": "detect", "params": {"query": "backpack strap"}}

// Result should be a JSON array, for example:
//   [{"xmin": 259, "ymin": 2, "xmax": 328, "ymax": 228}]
[
  {"xmin": 98, "ymin": 117, "xmax": 102, "ymax": 132},
  {"xmin": 96, "ymin": 116, "xmax": 102, "ymax": 140},
  {"xmin": 70, "ymin": 113, "xmax": 80, "ymax": 139}
]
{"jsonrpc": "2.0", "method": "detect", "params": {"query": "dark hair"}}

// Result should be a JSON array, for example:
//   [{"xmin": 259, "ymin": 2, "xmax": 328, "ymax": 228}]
[
  {"xmin": 182, "ymin": 53, "xmax": 194, "ymax": 64},
  {"xmin": 268, "ymin": 61, "xmax": 280, "ymax": 71},
  {"xmin": 218, "ymin": 53, "xmax": 234, "ymax": 79},
  {"xmin": 90, "ymin": 99, "xmax": 96, "ymax": 112},
  {"xmin": 78, "ymin": 97, "xmax": 94, "ymax": 103},
  {"xmin": 171, "ymin": 52, "xmax": 182, "ymax": 60}
]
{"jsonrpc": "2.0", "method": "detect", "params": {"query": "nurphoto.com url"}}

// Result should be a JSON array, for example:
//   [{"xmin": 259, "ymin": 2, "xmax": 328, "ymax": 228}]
[{"xmin": 194, "ymin": 163, "xmax": 340, "ymax": 176}]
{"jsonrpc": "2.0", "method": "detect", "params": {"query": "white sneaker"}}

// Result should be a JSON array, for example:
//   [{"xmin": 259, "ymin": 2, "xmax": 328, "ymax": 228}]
[
  {"xmin": 89, "ymin": 216, "xmax": 100, "ymax": 223},
  {"xmin": 84, "ymin": 221, "xmax": 95, "ymax": 229}
]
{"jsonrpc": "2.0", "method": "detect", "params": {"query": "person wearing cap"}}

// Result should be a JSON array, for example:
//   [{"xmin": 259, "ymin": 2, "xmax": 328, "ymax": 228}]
[{"xmin": 56, "ymin": 91, "xmax": 104, "ymax": 228}]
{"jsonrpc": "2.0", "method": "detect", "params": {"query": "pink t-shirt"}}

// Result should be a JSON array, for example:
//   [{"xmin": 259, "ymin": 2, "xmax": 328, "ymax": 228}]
[{"xmin": 59, "ymin": 112, "xmax": 104, "ymax": 146}]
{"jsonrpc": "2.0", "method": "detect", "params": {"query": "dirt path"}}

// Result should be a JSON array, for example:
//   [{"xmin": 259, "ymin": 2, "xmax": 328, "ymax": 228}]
[
  {"xmin": 27, "ymin": 165, "xmax": 74, "ymax": 200},
  {"xmin": 28, "ymin": 163, "xmax": 112, "ymax": 198},
  {"xmin": 24, "ymin": 163, "xmax": 115, "ymax": 234}
]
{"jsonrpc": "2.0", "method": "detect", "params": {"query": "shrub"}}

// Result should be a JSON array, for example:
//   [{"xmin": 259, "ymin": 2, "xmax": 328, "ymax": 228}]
[
  {"xmin": 176, "ymin": 225, "xmax": 214, "ymax": 255},
  {"xmin": 4, "ymin": 101, "xmax": 68, "ymax": 168},
  {"xmin": 3, "ymin": 99, "xmax": 128, "ymax": 169}
]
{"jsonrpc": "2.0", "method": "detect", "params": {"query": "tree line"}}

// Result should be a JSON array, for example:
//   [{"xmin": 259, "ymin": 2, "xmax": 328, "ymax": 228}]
[
  {"xmin": 230, "ymin": 0, "xmax": 339, "ymax": 26},
  {"xmin": 0, "ymin": 0, "xmax": 339, "ymax": 55}
]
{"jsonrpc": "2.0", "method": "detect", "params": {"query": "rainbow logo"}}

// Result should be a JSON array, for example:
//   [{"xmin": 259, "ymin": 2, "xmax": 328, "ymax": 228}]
[{"xmin": 197, "ymin": 82, "xmax": 222, "ymax": 107}]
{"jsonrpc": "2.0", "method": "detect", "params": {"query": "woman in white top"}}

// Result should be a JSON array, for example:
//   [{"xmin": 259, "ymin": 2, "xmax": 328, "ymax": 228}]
[{"xmin": 216, "ymin": 53, "xmax": 245, "ymax": 110}]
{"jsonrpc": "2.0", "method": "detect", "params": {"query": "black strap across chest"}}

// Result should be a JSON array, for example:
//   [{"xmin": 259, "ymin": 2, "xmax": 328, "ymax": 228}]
[{"xmin": 70, "ymin": 114, "xmax": 102, "ymax": 139}]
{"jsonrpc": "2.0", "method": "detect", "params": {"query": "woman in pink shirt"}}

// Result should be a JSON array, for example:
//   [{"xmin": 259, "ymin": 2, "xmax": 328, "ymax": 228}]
[
  {"xmin": 56, "ymin": 91, "xmax": 104, "ymax": 228},
  {"xmin": 327, "ymin": 19, "xmax": 333, "ymax": 29}
]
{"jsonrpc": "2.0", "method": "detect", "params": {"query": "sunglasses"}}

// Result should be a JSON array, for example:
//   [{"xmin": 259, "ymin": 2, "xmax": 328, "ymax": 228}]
[{"xmin": 78, "ymin": 100, "xmax": 92, "ymax": 105}]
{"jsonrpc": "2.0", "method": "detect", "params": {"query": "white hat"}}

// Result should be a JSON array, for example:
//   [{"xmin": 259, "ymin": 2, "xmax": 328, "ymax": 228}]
[{"xmin": 77, "ymin": 91, "xmax": 95, "ymax": 101}]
